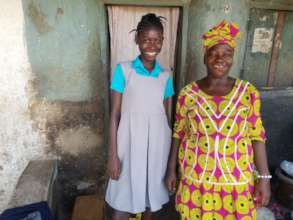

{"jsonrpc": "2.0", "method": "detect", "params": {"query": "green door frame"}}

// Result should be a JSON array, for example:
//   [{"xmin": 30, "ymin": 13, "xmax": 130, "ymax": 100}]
[{"xmin": 245, "ymin": 0, "xmax": 293, "ymax": 86}]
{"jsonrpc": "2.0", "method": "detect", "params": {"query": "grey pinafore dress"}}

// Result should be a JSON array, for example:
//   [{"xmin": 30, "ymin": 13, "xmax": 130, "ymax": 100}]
[{"xmin": 105, "ymin": 61, "xmax": 172, "ymax": 213}]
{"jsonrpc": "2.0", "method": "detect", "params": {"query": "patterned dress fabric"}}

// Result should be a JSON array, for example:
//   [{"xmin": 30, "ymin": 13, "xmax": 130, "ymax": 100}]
[{"xmin": 173, "ymin": 79, "xmax": 266, "ymax": 220}]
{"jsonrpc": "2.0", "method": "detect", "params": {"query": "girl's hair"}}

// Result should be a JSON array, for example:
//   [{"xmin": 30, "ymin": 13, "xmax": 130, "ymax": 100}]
[{"xmin": 133, "ymin": 13, "xmax": 165, "ymax": 35}]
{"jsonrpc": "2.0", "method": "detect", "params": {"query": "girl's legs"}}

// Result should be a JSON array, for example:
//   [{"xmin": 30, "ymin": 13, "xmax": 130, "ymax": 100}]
[
  {"xmin": 141, "ymin": 208, "xmax": 153, "ymax": 220},
  {"xmin": 111, "ymin": 208, "xmax": 154, "ymax": 220},
  {"xmin": 112, "ymin": 209, "xmax": 130, "ymax": 220}
]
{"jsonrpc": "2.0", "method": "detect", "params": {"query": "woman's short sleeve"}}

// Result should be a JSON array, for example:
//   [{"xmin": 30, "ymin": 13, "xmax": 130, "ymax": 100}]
[
  {"xmin": 247, "ymin": 85, "xmax": 266, "ymax": 143},
  {"xmin": 110, "ymin": 64, "xmax": 125, "ymax": 93},
  {"xmin": 173, "ymin": 88, "xmax": 188, "ymax": 139}
]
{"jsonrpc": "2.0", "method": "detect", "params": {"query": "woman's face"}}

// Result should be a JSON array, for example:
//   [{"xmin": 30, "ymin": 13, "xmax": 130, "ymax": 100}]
[
  {"xmin": 205, "ymin": 44, "xmax": 234, "ymax": 78},
  {"xmin": 135, "ymin": 27, "xmax": 163, "ymax": 64}
]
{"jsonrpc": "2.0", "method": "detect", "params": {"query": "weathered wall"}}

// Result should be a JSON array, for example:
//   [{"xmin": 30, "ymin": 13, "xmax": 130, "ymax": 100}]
[
  {"xmin": 186, "ymin": 0, "xmax": 249, "ymax": 82},
  {"xmin": 0, "ymin": 0, "xmax": 108, "ymax": 214},
  {"xmin": 0, "ymin": 0, "xmax": 49, "ymax": 211},
  {"xmin": 22, "ymin": 1, "xmax": 109, "ymax": 218},
  {"xmin": 22, "ymin": 0, "xmax": 104, "ymax": 101}
]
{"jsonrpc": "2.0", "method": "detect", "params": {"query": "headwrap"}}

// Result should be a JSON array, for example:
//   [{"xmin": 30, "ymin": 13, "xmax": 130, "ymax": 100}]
[{"xmin": 202, "ymin": 20, "xmax": 240, "ymax": 50}]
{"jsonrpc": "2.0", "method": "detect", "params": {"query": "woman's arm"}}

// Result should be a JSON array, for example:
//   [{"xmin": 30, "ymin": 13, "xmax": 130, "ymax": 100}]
[
  {"xmin": 107, "ymin": 91, "xmax": 122, "ymax": 180},
  {"xmin": 252, "ymin": 141, "xmax": 271, "ymax": 207}
]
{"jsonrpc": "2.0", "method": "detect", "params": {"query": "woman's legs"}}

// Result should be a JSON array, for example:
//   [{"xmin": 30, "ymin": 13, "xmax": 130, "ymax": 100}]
[{"xmin": 112, "ymin": 209, "xmax": 130, "ymax": 220}]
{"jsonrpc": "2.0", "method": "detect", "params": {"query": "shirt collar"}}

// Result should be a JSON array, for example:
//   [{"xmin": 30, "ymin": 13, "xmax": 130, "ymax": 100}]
[{"xmin": 132, "ymin": 56, "xmax": 162, "ymax": 77}]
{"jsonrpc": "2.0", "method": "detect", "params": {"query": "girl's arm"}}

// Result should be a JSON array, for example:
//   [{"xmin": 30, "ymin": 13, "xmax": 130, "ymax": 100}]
[
  {"xmin": 165, "ymin": 138, "xmax": 180, "ymax": 193},
  {"xmin": 107, "ymin": 91, "xmax": 122, "ymax": 180},
  {"xmin": 252, "ymin": 141, "xmax": 271, "ymax": 207},
  {"xmin": 164, "ymin": 97, "xmax": 172, "ymax": 125},
  {"xmin": 163, "ymin": 97, "xmax": 179, "ymax": 192}
]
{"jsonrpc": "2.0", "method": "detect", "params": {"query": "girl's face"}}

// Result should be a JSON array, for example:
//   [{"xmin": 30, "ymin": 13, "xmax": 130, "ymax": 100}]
[
  {"xmin": 205, "ymin": 44, "xmax": 234, "ymax": 78},
  {"xmin": 135, "ymin": 27, "xmax": 163, "ymax": 64}
]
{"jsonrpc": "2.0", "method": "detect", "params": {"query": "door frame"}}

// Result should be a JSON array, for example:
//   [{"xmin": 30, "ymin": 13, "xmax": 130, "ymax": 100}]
[
  {"xmin": 97, "ymin": 0, "xmax": 191, "ymax": 150},
  {"xmin": 98, "ymin": 0, "xmax": 191, "ymax": 92}
]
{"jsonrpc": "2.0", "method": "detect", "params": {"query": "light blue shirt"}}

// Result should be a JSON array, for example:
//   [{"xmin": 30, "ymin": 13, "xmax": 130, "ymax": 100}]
[{"xmin": 110, "ymin": 57, "xmax": 174, "ymax": 99}]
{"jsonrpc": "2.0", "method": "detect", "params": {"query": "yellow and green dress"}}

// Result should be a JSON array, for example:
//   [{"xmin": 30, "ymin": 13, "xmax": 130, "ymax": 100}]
[{"xmin": 173, "ymin": 79, "xmax": 266, "ymax": 220}]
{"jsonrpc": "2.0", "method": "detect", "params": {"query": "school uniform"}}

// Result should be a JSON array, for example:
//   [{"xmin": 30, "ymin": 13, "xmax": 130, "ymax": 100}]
[{"xmin": 105, "ymin": 56, "xmax": 174, "ymax": 213}]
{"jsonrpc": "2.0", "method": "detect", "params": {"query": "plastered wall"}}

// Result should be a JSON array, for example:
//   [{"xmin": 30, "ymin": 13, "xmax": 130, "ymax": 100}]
[
  {"xmin": 0, "ymin": 0, "xmax": 49, "ymax": 211},
  {"xmin": 0, "ymin": 0, "xmax": 108, "ymax": 212}
]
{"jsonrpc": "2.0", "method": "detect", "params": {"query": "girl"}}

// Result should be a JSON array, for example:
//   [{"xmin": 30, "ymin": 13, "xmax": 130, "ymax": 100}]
[
  {"xmin": 165, "ymin": 21, "xmax": 271, "ymax": 220},
  {"xmin": 106, "ymin": 13, "xmax": 174, "ymax": 220}
]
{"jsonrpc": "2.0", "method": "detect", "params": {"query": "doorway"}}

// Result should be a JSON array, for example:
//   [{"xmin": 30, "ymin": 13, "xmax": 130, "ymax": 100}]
[
  {"xmin": 107, "ymin": 5, "xmax": 180, "ymax": 81},
  {"xmin": 107, "ymin": 5, "xmax": 181, "ymax": 120}
]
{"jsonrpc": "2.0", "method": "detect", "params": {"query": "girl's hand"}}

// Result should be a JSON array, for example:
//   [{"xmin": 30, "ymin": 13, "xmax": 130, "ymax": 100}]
[
  {"xmin": 164, "ymin": 169, "xmax": 177, "ymax": 193},
  {"xmin": 253, "ymin": 179, "xmax": 271, "ymax": 207},
  {"xmin": 107, "ymin": 155, "xmax": 121, "ymax": 180}
]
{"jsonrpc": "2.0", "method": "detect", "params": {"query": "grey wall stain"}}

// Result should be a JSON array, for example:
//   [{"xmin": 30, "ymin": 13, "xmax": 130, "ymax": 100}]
[
  {"xmin": 28, "ymin": 1, "xmax": 53, "ymax": 34},
  {"xmin": 56, "ymin": 7, "xmax": 64, "ymax": 16},
  {"xmin": 27, "ymin": 94, "xmax": 104, "ymax": 156}
]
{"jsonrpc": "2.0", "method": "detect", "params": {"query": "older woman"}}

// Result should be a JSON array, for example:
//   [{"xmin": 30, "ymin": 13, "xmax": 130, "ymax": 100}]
[{"xmin": 165, "ymin": 20, "xmax": 271, "ymax": 220}]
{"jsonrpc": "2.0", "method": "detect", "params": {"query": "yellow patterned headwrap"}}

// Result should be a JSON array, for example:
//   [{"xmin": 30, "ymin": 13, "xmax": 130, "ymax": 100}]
[{"xmin": 203, "ymin": 20, "xmax": 240, "ymax": 50}]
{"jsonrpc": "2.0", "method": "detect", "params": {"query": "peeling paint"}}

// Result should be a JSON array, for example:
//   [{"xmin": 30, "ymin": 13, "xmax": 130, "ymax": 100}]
[
  {"xmin": 27, "ymin": 0, "xmax": 53, "ymax": 34},
  {"xmin": 56, "ymin": 8, "xmax": 64, "ymax": 16}
]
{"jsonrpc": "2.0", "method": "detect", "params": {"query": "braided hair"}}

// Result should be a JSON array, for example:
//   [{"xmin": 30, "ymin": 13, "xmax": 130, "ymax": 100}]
[{"xmin": 132, "ymin": 13, "xmax": 165, "ymax": 36}]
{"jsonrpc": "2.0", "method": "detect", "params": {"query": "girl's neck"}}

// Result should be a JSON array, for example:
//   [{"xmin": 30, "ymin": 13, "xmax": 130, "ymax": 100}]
[{"xmin": 139, "ymin": 56, "xmax": 155, "ymax": 72}]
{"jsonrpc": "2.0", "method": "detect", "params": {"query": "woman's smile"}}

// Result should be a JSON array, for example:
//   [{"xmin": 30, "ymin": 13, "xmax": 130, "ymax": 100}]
[{"xmin": 206, "ymin": 44, "xmax": 234, "ymax": 77}]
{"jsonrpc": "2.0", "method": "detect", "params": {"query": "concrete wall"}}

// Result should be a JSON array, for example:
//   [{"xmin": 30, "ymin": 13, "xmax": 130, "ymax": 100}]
[
  {"xmin": 185, "ymin": 0, "xmax": 249, "ymax": 82},
  {"xmin": 0, "ymin": 0, "xmax": 108, "ymax": 213},
  {"xmin": 0, "ymin": 0, "xmax": 49, "ymax": 211}
]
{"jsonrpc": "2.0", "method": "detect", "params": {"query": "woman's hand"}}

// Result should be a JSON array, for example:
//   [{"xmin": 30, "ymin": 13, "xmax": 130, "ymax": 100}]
[
  {"xmin": 107, "ymin": 155, "xmax": 121, "ymax": 180},
  {"xmin": 253, "ymin": 179, "xmax": 271, "ymax": 207},
  {"xmin": 164, "ymin": 169, "xmax": 177, "ymax": 193}
]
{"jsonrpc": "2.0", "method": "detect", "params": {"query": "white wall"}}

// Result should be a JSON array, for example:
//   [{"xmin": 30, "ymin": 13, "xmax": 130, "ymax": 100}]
[{"xmin": 0, "ymin": 0, "xmax": 50, "ymax": 212}]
